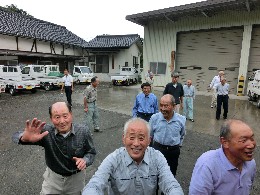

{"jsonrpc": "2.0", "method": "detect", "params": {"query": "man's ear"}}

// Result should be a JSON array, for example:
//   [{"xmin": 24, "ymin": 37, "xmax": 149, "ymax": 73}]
[
  {"xmin": 122, "ymin": 134, "xmax": 125, "ymax": 145},
  {"xmin": 220, "ymin": 137, "xmax": 229, "ymax": 149}
]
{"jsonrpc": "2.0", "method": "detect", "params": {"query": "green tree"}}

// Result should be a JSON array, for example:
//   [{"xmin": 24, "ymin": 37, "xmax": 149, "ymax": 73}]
[{"xmin": 1, "ymin": 4, "xmax": 32, "ymax": 17}]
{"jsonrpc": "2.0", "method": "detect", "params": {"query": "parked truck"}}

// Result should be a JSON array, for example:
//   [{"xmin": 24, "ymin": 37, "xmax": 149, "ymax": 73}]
[
  {"xmin": 110, "ymin": 66, "xmax": 139, "ymax": 86},
  {"xmin": 247, "ymin": 70, "xmax": 260, "ymax": 108},
  {"xmin": 72, "ymin": 66, "xmax": 94, "ymax": 84},
  {"xmin": 21, "ymin": 65, "xmax": 63, "ymax": 91},
  {"xmin": 0, "ymin": 65, "xmax": 39, "ymax": 96}
]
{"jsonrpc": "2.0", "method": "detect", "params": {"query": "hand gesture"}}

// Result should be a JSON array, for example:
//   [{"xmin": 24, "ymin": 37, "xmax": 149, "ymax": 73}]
[
  {"xmin": 72, "ymin": 157, "xmax": 86, "ymax": 170},
  {"xmin": 21, "ymin": 118, "xmax": 48, "ymax": 143}
]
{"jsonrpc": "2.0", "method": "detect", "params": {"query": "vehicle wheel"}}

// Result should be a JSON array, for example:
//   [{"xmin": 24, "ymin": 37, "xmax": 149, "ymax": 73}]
[
  {"xmin": 126, "ymin": 80, "xmax": 130, "ymax": 86},
  {"xmin": 248, "ymin": 91, "xmax": 253, "ymax": 101},
  {"xmin": 31, "ymin": 89, "xmax": 37, "ymax": 94},
  {"xmin": 112, "ymin": 81, "xmax": 116, "ymax": 86},
  {"xmin": 76, "ymin": 80, "xmax": 80, "ymax": 85},
  {"xmin": 134, "ymin": 79, "xmax": 137, "ymax": 84},
  {"xmin": 44, "ymin": 84, "xmax": 51, "ymax": 91},
  {"xmin": 257, "ymin": 97, "xmax": 260, "ymax": 109},
  {"xmin": 9, "ymin": 88, "xmax": 16, "ymax": 96}
]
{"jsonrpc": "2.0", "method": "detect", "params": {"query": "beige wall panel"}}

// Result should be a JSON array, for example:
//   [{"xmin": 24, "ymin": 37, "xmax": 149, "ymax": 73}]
[
  {"xmin": 37, "ymin": 41, "xmax": 51, "ymax": 53},
  {"xmin": 17, "ymin": 38, "xmax": 34, "ymax": 51},
  {"xmin": 0, "ymin": 34, "xmax": 16, "ymax": 50}
]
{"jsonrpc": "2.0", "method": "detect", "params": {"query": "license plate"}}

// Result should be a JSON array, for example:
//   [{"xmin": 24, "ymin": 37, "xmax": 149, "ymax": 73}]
[{"xmin": 26, "ymin": 86, "xmax": 32, "ymax": 90}]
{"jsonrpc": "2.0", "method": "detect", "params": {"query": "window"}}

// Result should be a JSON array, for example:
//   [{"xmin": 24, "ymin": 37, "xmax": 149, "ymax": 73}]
[
  {"xmin": 75, "ymin": 67, "xmax": 81, "ymax": 73},
  {"xmin": 39, "ymin": 61, "xmax": 52, "ymax": 65},
  {"xmin": 89, "ymin": 56, "xmax": 95, "ymax": 62},
  {"xmin": 95, "ymin": 55, "xmax": 109, "ymax": 73},
  {"xmin": 150, "ymin": 62, "xmax": 166, "ymax": 75},
  {"xmin": 133, "ymin": 56, "xmax": 138, "ymax": 69}
]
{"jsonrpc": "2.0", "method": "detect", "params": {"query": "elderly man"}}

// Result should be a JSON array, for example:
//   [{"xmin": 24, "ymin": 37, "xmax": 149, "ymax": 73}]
[
  {"xmin": 189, "ymin": 119, "xmax": 256, "ymax": 195},
  {"xmin": 149, "ymin": 94, "xmax": 186, "ymax": 177},
  {"xmin": 12, "ymin": 102, "xmax": 96, "ymax": 195},
  {"xmin": 132, "ymin": 82, "xmax": 158, "ymax": 122},
  {"xmin": 84, "ymin": 76, "xmax": 101, "ymax": 133},
  {"xmin": 61, "ymin": 69, "xmax": 74, "ymax": 106},
  {"xmin": 83, "ymin": 118, "xmax": 184, "ymax": 195},
  {"xmin": 216, "ymin": 77, "xmax": 229, "ymax": 120},
  {"xmin": 163, "ymin": 72, "xmax": 184, "ymax": 113},
  {"xmin": 209, "ymin": 71, "xmax": 224, "ymax": 108}
]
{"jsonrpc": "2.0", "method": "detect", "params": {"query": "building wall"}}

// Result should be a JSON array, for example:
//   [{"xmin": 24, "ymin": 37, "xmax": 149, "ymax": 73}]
[{"xmin": 143, "ymin": 10, "xmax": 260, "ymax": 94}]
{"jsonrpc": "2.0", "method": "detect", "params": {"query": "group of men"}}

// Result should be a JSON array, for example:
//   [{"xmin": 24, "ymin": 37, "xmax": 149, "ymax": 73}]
[{"xmin": 12, "ymin": 69, "xmax": 257, "ymax": 195}]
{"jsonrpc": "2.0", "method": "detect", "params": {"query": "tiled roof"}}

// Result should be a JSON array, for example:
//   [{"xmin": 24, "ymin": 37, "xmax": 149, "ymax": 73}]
[
  {"xmin": 85, "ymin": 34, "xmax": 142, "ymax": 48},
  {"xmin": 0, "ymin": 8, "xmax": 87, "ymax": 47}
]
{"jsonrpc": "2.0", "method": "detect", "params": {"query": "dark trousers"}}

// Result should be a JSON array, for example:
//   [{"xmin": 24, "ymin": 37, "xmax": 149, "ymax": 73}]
[
  {"xmin": 216, "ymin": 95, "xmax": 229, "ymax": 119},
  {"xmin": 137, "ymin": 112, "xmax": 153, "ymax": 122},
  {"xmin": 65, "ymin": 86, "xmax": 72, "ymax": 106},
  {"xmin": 153, "ymin": 141, "xmax": 180, "ymax": 195}
]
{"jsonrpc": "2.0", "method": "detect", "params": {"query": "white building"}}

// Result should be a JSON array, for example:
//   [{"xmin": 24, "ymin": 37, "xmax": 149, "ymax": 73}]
[
  {"xmin": 85, "ymin": 34, "xmax": 143, "ymax": 82},
  {"xmin": 126, "ymin": 0, "xmax": 260, "ymax": 95}
]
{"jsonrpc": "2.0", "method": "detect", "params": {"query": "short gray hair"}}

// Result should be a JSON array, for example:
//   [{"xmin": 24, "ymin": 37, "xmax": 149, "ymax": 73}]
[
  {"xmin": 123, "ymin": 118, "xmax": 151, "ymax": 137},
  {"xmin": 220, "ymin": 119, "xmax": 246, "ymax": 139}
]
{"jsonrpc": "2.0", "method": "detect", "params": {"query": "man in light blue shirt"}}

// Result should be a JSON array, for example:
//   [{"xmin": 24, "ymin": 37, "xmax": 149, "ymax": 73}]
[
  {"xmin": 132, "ymin": 82, "xmax": 158, "ymax": 121},
  {"xmin": 216, "ymin": 77, "xmax": 229, "ymax": 120},
  {"xmin": 189, "ymin": 119, "xmax": 256, "ymax": 195},
  {"xmin": 83, "ymin": 118, "xmax": 184, "ymax": 195},
  {"xmin": 149, "ymin": 94, "xmax": 186, "ymax": 177},
  {"xmin": 183, "ymin": 79, "xmax": 195, "ymax": 122}
]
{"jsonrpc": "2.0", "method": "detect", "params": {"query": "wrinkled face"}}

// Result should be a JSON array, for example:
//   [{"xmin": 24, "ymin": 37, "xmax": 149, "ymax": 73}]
[
  {"xmin": 160, "ymin": 96, "xmax": 174, "ymax": 120},
  {"xmin": 123, "ymin": 121, "xmax": 150, "ymax": 164},
  {"xmin": 92, "ymin": 78, "xmax": 100, "ymax": 88},
  {"xmin": 142, "ymin": 86, "xmax": 151, "ymax": 96},
  {"xmin": 223, "ymin": 122, "xmax": 256, "ymax": 163},
  {"xmin": 221, "ymin": 79, "xmax": 226, "ymax": 85},
  {"xmin": 50, "ymin": 102, "xmax": 73, "ymax": 134},
  {"xmin": 171, "ymin": 76, "xmax": 178, "ymax": 84}
]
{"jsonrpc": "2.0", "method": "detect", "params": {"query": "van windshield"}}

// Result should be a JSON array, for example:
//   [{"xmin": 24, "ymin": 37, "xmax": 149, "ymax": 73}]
[{"xmin": 80, "ymin": 67, "xmax": 92, "ymax": 73}]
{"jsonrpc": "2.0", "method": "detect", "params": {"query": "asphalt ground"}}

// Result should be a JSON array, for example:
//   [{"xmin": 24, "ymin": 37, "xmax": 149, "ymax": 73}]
[{"xmin": 0, "ymin": 83, "xmax": 259, "ymax": 195}]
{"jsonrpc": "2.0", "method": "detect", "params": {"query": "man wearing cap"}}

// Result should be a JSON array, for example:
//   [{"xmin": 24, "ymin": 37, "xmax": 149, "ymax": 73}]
[
  {"xmin": 84, "ymin": 76, "xmax": 101, "ymax": 133},
  {"xmin": 163, "ymin": 72, "xmax": 184, "ymax": 113},
  {"xmin": 132, "ymin": 82, "xmax": 158, "ymax": 122},
  {"xmin": 209, "ymin": 71, "xmax": 225, "ymax": 108}
]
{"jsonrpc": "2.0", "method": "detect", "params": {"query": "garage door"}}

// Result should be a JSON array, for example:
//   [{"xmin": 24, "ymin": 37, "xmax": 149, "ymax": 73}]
[
  {"xmin": 246, "ymin": 26, "xmax": 260, "ymax": 93},
  {"xmin": 175, "ymin": 28, "xmax": 243, "ymax": 94}
]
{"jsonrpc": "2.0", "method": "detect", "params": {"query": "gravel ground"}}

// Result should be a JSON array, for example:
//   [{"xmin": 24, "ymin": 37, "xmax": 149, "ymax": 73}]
[{"xmin": 0, "ymin": 83, "xmax": 259, "ymax": 195}]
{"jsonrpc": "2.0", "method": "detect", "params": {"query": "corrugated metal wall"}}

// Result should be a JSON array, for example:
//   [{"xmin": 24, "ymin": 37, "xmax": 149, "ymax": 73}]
[{"xmin": 175, "ymin": 28, "xmax": 243, "ymax": 94}]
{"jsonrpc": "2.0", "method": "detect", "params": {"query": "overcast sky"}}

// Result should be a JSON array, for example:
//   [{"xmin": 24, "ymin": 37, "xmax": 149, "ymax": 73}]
[{"xmin": 0, "ymin": 0, "xmax": 200, "ymax": 41}]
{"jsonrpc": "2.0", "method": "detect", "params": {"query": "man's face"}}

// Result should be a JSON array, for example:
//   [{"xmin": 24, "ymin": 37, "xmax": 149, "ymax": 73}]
[
  {"xmin": 160, "ymin": 96, "xmax": 174, "ymax": 120},
  {"xmin": 92, "ymin": 79, "xmax": 100, "ymax": 88},
  {"xmin": 171, "ymin": 76, "xmax": 178, "ymax": 84},
  {"xmin": 221, "ymin": 79, "xmax": 226, "ymax": 85},
  {"xmin": 142, "ymin": 86, "xmax": 151, "ymax": 96},
  {"xmin": 187, "ymin": 80, "xmax": 192, "ymax": 87},
  {"xmin": 50, "ymin": 103, "xmax": 73, "ymax": 134},
  {"xmin": 122, "ymin": 121, "xmax": 150, "ymax": 164},
  {"xmin": 64, "ymin": 70, "xmax": 68, "ymax": 76},
  {"xmin": 223, "ymin": 122, "xmax": 256, "ymax": 163}
]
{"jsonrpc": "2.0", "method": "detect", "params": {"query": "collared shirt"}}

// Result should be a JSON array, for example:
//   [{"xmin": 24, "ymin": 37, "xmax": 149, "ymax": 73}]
[
  {"xmin": 183, "ymin": 85, "xmax": 195, "ymax": 99},
  {"xmin": 189, "ymin": 148, "xmax": 256, "ymax": 195},
  {"xmin": 149, "ymin": 112, "xmax": 186, "ymax": 146},
  {"xmin": 84, "ymin": 84, "xmax": 97, "ymax": 103},
  {"xmin": 12, "ymin": 123, "xmax": 96, "ymax": 176},
  {"xmin": 163, "ymin": 82, "xmax": 184, "ymax": 104},
  {"xmin": 63, "ymin": 74, "xmax": 73, "ymax": 86},
  {"xmin": 82, "ymin": 147, "xmax": 184, "ymax": 195},
  {"xmin": 210, "ymin": 75, "xmax": 221, "ymax": 88},
  {"xmin": 132, "ymin": 93, "xmax": 158, "ymax": 117},
  {"xmin": 216, "ymin": 83, "xmax": 229, "ymax": 95}
]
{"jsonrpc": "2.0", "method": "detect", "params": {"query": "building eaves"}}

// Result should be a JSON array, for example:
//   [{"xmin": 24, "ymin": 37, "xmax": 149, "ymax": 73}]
[
  {"xmin": 0, "ymin": 8, "xmax": 88, "ymax": 48},
  {"xmin": 126, "ymin": 0, "xmax": 260, "ymax": 26},
  {"xmin": 85, "ymin": 34, "xmax": 142, "ymax": 49}
]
